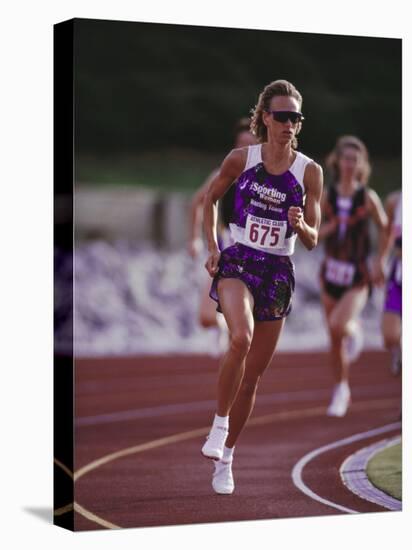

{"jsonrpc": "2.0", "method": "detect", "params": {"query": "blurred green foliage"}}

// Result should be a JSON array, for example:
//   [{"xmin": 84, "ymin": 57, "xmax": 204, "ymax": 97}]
[
  {"xmin": 74, "ymin": 18, "xmax": 401, "ymax": 197},
  {"xmin": 76, "ymin": 150, "xmax": 401, "ymax": 198}
]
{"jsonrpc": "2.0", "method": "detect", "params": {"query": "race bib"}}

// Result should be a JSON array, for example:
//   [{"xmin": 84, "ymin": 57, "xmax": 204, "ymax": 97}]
[
  {"xmin": 325, "ymin": 258, "xmax": 355, "ymax": 286},
  {"xmin": 244, "ymin": 214, "xmax": 287, "ymax": 250}
]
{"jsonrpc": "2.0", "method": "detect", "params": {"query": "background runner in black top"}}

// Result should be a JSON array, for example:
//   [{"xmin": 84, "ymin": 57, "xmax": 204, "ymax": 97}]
[{"xmin": 318, "ymin": 135, "xmax": 388, "ymax": 418}]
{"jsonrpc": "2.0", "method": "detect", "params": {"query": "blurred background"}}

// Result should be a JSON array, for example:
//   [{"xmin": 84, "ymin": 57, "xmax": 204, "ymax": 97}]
[{"xmin": 59, "ymin": 18, "xmax": 401, "ymax": 356}]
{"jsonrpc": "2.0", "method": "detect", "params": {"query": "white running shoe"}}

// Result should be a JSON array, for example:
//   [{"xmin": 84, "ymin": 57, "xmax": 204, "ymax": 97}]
[
  {"xmin": 327, "ymin": 382, "xmax": 351, "ymax": 417},
  {"xmin": 201, "ymin": 425, "xmax": 228, "ymax": 460},
  {"xmin": 212, "ymin": 459, "xmax": 235, "ymax": 494},
  {"xmin": 344, "ymin": 325, "xmax": 363, "ymax": 364}
]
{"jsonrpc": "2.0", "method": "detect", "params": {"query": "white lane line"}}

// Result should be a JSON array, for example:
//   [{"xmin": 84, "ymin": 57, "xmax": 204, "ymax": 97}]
[
  {"xmin": 74, "ymin": 501, "xmax": 120, "ymax": 530},
  {"xmin": 54, "ymin": 503, "xmax": 74, "ymax": 516},
  {"xmin": 76, "ymin": 386, "xmax": 399, "ymax": 426},
  {"xmin": 340, "ymin": 435, "xmax": 402, "ymax": 511},
  {"xmin": 54, "ymin": 457, "xmax": 73, "ymax": 479},
  {"xmin": 72, "ymin": 400, "xmax": 399, "ymax": 530},
  {"xmin": 291, "ymin": 422, "xmax": 401, "ymax": 514}
]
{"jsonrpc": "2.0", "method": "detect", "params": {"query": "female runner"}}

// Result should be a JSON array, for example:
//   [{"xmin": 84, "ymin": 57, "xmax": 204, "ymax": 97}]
[
  {"xmin": 319, "ymin": 136, "xmax": 388, "ymax": 417},
  {"xmin": 188, "ymin": 119, "xmax": 257, "ymax": 352},
  {"xmin": 201, "ymin": 79, "xmax": 323, "ymax": 494}
]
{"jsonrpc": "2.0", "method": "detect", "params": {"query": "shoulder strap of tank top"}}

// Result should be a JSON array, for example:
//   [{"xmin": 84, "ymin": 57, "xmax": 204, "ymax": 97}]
[
  {"xmin": 289, "ymin": 151, "xmax": 313, "ymax": 193},
  {"xmin": 354, "ymin": 185, "xmax": 367, "ymax": 208},
  {"xmin": 244, "ymin": 144, "xmax": 262, "ymax": 172},
  {"xmin": 327, "ymin": 184, "xmax": 337, "ymax": 212}
]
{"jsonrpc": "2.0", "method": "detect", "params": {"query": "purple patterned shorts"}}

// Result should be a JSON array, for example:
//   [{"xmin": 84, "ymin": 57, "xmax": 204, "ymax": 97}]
[
  {"xmin": 384, "ymin": 257, "xmax": 402, "ymax": 316},
  {"xmin": 209, "ymin": 242, "xmax": 295, "ymax": 322}
]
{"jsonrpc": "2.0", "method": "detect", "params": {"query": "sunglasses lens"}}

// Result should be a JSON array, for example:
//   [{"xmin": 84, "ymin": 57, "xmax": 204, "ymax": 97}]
[
  {"xmin": 273, "ymin": 112, "xmax": 289, "ymax": 123},
  {"xmin": 271, "ymin": 111, "xmax": 302, "ymax": 123}
]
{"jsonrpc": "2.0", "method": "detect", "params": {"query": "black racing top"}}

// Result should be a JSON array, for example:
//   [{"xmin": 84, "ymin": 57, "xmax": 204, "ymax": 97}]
[{"xmin": 323, "ymin": 185, "xmax": 371, "ymax": 264}]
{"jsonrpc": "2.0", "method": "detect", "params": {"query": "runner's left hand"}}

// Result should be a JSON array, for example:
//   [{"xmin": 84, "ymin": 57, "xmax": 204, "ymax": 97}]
[{"xmin": 288, "ymin": 206, "xmax": 304, "ymax": 230}]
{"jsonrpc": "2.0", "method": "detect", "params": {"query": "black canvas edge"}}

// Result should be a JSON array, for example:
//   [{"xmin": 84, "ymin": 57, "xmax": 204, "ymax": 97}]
[
  {"xmin": 53, "ymin": 18, "xmax": 75, "ymax": 532},
  {"xmin": 60, "ymin": 16, "xmax": 402, "ymax": 41}
]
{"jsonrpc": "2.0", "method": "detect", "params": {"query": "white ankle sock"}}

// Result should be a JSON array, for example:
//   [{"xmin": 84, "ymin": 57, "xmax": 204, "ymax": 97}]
[
  {"xmin": 213, "ymin": 414, "xmax": 229, "ymax": 429},
  {"xmin": 222, "ymin": 445, "xmax": 235, "ymax": 462}
]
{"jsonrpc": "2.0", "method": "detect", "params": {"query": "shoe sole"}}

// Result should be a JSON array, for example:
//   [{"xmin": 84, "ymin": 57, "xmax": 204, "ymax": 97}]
[
  {"xmin": 201, "ymin": 450, "xmax": 222, "ymax": 460},
  {"xmin": 212, "ymin": 479, "xmax": 234, "ymax": 494},
  {"xmin": 326, "ymin": 410, "xmax": 347, "ymax": 417},
  {"xmin": 326, "ymin": 398, "xmax": 352, "ymax": 417},
  {"xmin": 213, "ymin": 487, "xmax": 234, "ymax": 495}
]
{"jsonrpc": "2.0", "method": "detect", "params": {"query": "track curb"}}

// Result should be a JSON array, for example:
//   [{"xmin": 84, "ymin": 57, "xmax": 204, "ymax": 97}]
[{"xmin": 340, "ymin": 435, "xmax": 402, "ymax": 511}]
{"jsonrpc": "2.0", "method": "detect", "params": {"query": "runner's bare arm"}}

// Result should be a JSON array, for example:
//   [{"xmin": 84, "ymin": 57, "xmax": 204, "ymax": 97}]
[
  {"xmin": 288, "ymin": 162, "xmax": 323, "ymax": 250},
  {"xmin": 203, "ymin": 148, "xmax": 246, "ymax": 276},
  {"xmin": 318, "ymin": 187, "xmax": 337, "ymax": 240},
  {"xmin": 187, "ymin": 168, "xmax": 219, "ymax": 257},
  {"xmin": 189, "ymin": 169, "xmax": 219, "ymax": 239},
  {"xmin": 203, "ymin": 148, "xmax": 246, "ymax": 252},
  {"xmin": 367, "ymin": 188, "xmax": 389, "ymax": 285},
  {"xmin": 367, "ymin": 188, "xmax": 388, "ymax": 231},
  {"xmin": 376, "ymin": 191, "xmax": 398, "ymax": 264}
]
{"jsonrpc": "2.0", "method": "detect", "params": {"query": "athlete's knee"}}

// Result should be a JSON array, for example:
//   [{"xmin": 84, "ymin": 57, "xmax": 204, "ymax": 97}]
[
  {"xmin": 329, "ymin": 318, "xmax": 346, "ymax": 341},
  {"xmin": 229, "ymin": 328, "xmax": 253, "ymax": 357},
  {"xmin": 383, "ymin": 331, "xmax": 400, "ymax": 350},
  {"xmin": 382, "ymin": 319, "xmax": 401, "ymax": 350}
]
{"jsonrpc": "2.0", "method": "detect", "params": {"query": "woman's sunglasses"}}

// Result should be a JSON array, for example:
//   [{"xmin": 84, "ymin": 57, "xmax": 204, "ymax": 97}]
[{"xmin": 266, "ymin": 110, "xmax": 305, "ymax": 124}]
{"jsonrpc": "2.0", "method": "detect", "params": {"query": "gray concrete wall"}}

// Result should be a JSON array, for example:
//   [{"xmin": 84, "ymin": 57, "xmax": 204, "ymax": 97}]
[{"xmin": 74, "ymin": 185, "xmax": 192, "ymax": 249}]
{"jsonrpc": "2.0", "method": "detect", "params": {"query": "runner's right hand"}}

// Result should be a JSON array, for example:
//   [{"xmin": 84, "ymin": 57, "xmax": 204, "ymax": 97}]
[
  {"xmin": 205, "ymin": 248, "xmax": 221, "ymax": 277},
  {"xmin": 187, "ymin": 237, "xmax": 203, "ymax": 258}
]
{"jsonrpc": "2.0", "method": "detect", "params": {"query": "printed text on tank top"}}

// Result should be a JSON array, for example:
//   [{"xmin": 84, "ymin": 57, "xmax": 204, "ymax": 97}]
[{"xmin": 229, "ymin": 144, "xmax": 312, "ymax": 256}]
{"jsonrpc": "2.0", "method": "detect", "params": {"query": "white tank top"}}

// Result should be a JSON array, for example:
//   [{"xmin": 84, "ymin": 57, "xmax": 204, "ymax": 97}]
[
  {"xmin": 229, "ymin": 144, "xmax": 313, "ymax": 256},
  {"xmin": 244, "ymin": 144, "xmax": 311, "ymax": 195}
]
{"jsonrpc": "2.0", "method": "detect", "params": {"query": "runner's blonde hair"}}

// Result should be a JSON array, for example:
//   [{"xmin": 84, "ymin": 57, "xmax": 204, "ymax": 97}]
[
  {"xmin": 250, "ymin": 80, "xmax": 303, "ymax": 148},
  {"xmin": 326, "ymin": 135, "xmax": 371, "ymax": 185}
]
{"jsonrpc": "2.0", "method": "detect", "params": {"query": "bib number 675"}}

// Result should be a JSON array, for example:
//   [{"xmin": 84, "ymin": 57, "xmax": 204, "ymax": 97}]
[{"xmin": 249, "ymin": 223, "xmax": 281, "ymax": 247}]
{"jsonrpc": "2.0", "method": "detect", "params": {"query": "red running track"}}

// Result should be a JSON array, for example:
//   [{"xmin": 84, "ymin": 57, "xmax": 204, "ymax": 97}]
[{"xmin": 66, "ymin": 350, "xmax": 401, "ymax": 531}]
